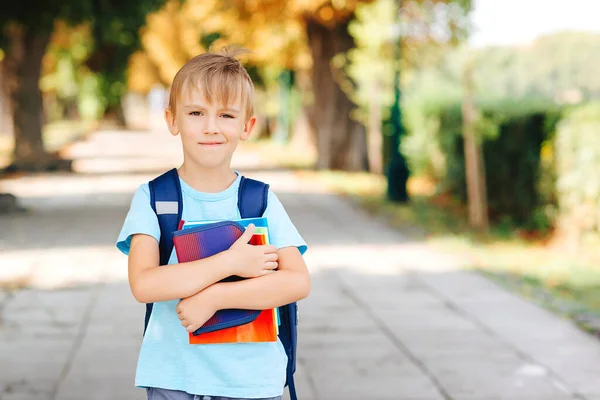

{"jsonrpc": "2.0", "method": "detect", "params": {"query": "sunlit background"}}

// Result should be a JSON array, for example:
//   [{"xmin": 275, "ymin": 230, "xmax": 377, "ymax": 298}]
[{"xmin": 2, "ymin": 1, "xmax": 600, "ymax": 399}]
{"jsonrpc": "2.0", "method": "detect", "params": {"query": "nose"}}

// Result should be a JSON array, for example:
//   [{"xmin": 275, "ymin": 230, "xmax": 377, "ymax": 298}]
[{"xmin": 205, "ymin": 115, "xmax": 220, "ymax": 135}]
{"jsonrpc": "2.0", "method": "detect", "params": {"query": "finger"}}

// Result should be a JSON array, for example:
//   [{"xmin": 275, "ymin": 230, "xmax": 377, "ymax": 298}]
[
  {"xmin": 264, "ymin": 261, "xmax": 278, "ymax": 270},
  {"xmin": 260, "ymin": 244, "xmax": 278, "ymax": 253},
  {"xmin": 265, "ymin": 253, "xmax": 279, "ymax": 262},
  {"xmin": 261, "ymin": 269, "xmax": 276, "ymax": 275},
  {"xmin": 238, "ymin": 224, "xmax": 255, "ymax": 243}
]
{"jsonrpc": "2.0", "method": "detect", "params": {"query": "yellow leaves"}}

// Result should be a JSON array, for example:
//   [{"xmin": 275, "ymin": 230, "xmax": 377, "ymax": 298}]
[
  {"xmin": 137, "ymin": 0, "xmax": 208, "ymax": 85},
  {"xmin": 41, "ymin": 20, "xmax": 94, "ymax": 96},
  {"xmin": 245, "ymin": 0, "xmax": 260, "ymax": 12},
  {"xmin": 318, "ymin": 5, "xmax": 335, "ymax": 21},
  {"xmin": 185, "ymin": 1, "xmax": 217, "ymax": 19},
  {"xmin": 127, "ymin": 51, "xmax": 161, "ymax": 93},
  {"xmin": 285, "ymin": 0, "xmax": 322, "ymax": 13},
  {"xmin": 49, "ymin": 20, "xmax": 71, "ymax": 48},
  {"xmin": 129, "ymin": 0, "xmax": 378, "ymax": 90},
  {"xmin": 350, "ymin": 0, "xmax": 396, "ymax": 47},
  {"xmin": 285, "ymin": 0, "xmax": 362, "ymax": 14}
]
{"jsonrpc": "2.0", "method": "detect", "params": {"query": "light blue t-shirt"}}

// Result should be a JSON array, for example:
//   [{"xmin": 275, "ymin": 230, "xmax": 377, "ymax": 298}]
[{"xmin": 116, "ymin": 172, "xmax": 307, "ymax": 398}]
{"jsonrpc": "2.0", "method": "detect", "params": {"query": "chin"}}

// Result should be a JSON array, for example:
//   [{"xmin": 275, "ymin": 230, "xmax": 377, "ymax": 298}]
[{"xmin": 191, "ymin": 158, "xmax": 229, "ymax": 170}]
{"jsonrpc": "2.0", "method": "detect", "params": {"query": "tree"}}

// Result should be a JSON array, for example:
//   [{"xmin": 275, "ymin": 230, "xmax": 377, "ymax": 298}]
[
  {"xmin": 345, "ymin": 0, "xmax": 397, "ymax": 174},
  {"xmin": 131, "ymin": 0, "xmax": 310, "ymax": 139},
  {"xmin": 226, "ymin": 0, "xmax": 471, "ymax": 171},
  {"xmin": 131, "ymin": 0, "xmax": 470, "ymax": 172},
  {"xmin": 0, "ymin": 0, "xmax": 167, "ymax": 171},
  {"xmin": 40, "ymin": 22, "xmax": 99, "ymax": 122},
  {"xmin": 462, "ymin": 53, "xmax": 488, "ymax": 230}
]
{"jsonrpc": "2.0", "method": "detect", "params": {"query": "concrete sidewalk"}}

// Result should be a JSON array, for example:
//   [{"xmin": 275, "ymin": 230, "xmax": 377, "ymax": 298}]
[{"xmin": 2, "ymin": 129, "xmax": 600, "ymax": 400}]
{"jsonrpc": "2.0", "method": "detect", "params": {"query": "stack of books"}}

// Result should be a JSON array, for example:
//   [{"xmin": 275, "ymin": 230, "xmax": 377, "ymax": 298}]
[{"xmin": 173, "ymin": 217, "xmax": 279, "ymax": 345}]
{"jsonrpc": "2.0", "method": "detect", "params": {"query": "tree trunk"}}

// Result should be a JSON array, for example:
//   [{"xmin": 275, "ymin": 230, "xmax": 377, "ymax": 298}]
[
  {"xmin": 0, "ymin": 62, "xmax": 13, "ymax": 137},
  {"xmin": 3, "ymin": 25, "xmax": 58, "ymax": 171},
  {"xmin": 103, "ymin": 97, "xmax": 127, "ymax": 127},
  {"xmin": 462, "ymin": 56, "xmax": 488, "ymax": 230},
  {"xmin": 367, "ymin": 87, "xmax": 383, "ymax": 174},
  {"xmin": 305, "ymin": 16, "xmax": 368, "ymax": 171}
]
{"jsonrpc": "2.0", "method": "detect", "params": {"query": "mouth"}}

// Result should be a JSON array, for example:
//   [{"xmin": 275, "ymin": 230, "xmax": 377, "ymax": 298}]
[{"xmin": 198, "ymin": 142, "xmax": 224, "ymax": 146}]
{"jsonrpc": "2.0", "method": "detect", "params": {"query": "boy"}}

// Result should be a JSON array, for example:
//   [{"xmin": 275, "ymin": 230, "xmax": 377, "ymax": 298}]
[{"xmin": 116, "ymin": 48, "xmax": 310, "ymax": 400}]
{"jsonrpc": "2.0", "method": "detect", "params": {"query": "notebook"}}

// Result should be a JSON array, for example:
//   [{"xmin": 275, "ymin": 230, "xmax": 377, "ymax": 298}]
[{"xmin": 173, "ymin": 218, "xmax": 278, "ymax": 344}]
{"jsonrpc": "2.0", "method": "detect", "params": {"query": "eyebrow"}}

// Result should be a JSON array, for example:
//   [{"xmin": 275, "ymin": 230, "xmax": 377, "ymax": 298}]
[{"xmin": 183, "ymin": 104, "xmax": 240, "ymax": 113}]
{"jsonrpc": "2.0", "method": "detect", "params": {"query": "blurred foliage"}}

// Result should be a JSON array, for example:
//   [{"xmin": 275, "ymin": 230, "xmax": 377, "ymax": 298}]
[
  {"xmin": 84, "ymin": 0, "xmax": 169, "ymax": 116},
  {"xmin": 339, "ymin": 0, "xmax": 471, "ymax": 125},
  {"xmin": 1, "ymin": 0, "xmax": 168, "ymax": 120},
  {"xmin": 401, "ymin": 31, "xmax": 600, "ymax": 230},
  {"xmin": 474, "ymin": 31, "xmax": 600, "ymax": 102},
  {"xmin": 131, "ymin": 0, "xmax": 470, "ymax": 120},
  {"xmin": 403, "ymin": 30, "xmax": 600, "ymax": 163},
  {"xmin": 554, "ymin": 102, "xmax": 600, "ymax": 241},
  {"xmin": 40, "ymin": 22, "xmax": 103, "ymax": 121},
  {"xmin": 127, "ymin": 0, "xmax": 311, "ymax": 125},
  {"xmin": 7, "ymin": 0, "xmax": 471, "ymax": 131},
  {"xmin": 131, "ymin": 0, "xmax": 310, "ymax": 91},
  {"xmin": 343, "ymin": 0, "xmax": 397, "ymax": 123},
  {"xmin": 0, "ymin": 2, "xmax": 91, "ymax": 40},
  {"xmin": 438, "ymin": 102, "xmax": 562, "ymax": 228}
]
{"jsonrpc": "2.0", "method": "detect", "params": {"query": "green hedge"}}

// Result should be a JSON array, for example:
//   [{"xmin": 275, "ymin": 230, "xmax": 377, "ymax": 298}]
[
  {"xmin": 408, "ymin": 100, "xmax": 562, "ymax": 227},
  {"xmin": 555, "ymin": 102, "xmax": 600, "ymax": 239},
  {"xmin": 403, "ymin": 96, "xmax": 600, "ymax": 235}
]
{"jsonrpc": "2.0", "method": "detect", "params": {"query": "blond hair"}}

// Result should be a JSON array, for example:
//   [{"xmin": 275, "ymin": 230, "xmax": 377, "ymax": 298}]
[{"xmin": 168, "ymin": 47, "xmax": 254, "ymax": 121}]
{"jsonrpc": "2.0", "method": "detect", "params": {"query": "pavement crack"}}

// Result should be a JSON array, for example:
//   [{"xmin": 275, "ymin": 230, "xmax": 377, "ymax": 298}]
[
  {"xmin": 50, "ymin": 282, "xmax": 104, "ymax": 400},
  {"xmin": 336, "ymin": 276, "xmax": 454, "ymax": 400}
]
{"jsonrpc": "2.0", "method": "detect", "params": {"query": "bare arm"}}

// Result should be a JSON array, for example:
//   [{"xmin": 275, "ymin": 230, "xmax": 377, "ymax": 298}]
[
  {"xmin": 128, "ymin": 225, "xmax": 278, "ymax": 303},
  {"xmin": 127, "ymin": 234, "xmax": 235, "ymax": 303},
  {"xmin": 211, "ymin": 246, "xmax": 310, "ymax": 310}
]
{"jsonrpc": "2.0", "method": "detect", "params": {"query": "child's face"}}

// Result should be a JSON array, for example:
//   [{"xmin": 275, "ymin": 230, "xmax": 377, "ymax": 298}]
[{"xmin": 165, "ymin": 87, "xmax": 255, "ymax": 170}]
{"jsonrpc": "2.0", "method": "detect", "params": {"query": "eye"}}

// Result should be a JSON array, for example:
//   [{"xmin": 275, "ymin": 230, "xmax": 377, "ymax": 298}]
[
  {"xmin": 189, "ymin": 111, "xmax": 202, "ymax": 116},
  {"xmin": 221, "ymin": 114, "xmax": 235, "ymax": 119}
]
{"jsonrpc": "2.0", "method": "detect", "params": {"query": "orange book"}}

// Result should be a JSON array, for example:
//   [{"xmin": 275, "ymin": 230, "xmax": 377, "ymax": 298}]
[{"xmin": 189, "ymin": 309, "xmax": 277, "ymax": 344}]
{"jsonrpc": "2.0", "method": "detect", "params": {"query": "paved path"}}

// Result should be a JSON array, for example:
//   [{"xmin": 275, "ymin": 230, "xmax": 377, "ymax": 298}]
[{"xmin": 2, "ymin": 128, "xmax": 600, "ymax": 400}]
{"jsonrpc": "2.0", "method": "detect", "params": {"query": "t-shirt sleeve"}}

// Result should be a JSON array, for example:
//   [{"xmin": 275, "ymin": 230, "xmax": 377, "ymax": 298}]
[
  {"xmin": 116, "ymin": 184, "xmax": 160, "ymax": 256},
  {"xmin": 263, "ymin": 190, "xmax": 307, "ymax": 255}
]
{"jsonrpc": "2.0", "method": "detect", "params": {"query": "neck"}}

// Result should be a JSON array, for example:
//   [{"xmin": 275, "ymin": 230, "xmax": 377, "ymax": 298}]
[{"xmin": 177, "ymin": 163, "xmax": 237, "ymax": 193}]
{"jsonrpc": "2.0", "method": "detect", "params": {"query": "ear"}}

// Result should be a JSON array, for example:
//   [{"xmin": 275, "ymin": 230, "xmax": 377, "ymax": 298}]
[
  {"xmin": 241, "ymin": 116, "xmax": 256, "ymax": 142},
  {"xmin": 165, "ymin": 108, "xmax": 179, "ymax": 136}
]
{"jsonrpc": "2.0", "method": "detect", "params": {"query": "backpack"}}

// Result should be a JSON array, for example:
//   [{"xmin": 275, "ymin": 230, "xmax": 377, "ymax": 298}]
[{"xmin": 147, "ymin": 168, "xmax": 299, "ymax": 400}]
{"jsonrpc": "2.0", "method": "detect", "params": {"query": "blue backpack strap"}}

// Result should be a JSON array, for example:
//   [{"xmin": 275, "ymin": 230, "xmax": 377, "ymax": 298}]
[
  {"xmin": 146, "ymin": 168, "xmax": 183, "ymax": 333},
  {"xmin": 237, "ymin": 176, "xmax": 269, "ymax": 219},
  {"xmin": 280, "ymin": 303, "xmax": 299, "ymax": 400},
  {"xmin": 238, "ymin": 176, "xmax": 298, "ymax": 400}
]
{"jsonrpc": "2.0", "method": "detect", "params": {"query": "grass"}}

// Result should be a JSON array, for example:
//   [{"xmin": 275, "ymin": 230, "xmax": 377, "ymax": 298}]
[{"xmin": 295, "ymin": 169, "xmax": 600, "ymax": 337}]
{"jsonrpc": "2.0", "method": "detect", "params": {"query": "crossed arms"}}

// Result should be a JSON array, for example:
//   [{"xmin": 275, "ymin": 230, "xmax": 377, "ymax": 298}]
[{"xmin": 127, "ymin": 225, "xmax": 310, "ymax": 332}]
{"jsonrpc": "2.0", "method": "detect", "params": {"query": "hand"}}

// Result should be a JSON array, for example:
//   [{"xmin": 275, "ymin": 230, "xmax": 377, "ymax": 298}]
[
  {"xmin": 176, "ymin": 288, "xmax": 218, "ymax": 333},
  {"xmin": 226, "ymin": 224, "xmax": 279, "ymax": 278}
]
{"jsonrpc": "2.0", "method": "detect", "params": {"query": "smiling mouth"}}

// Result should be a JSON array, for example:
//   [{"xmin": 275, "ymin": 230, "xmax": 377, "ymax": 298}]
[{"xmin": 199, "ymin": 143, "xmax": 224, "ymax": 146}]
